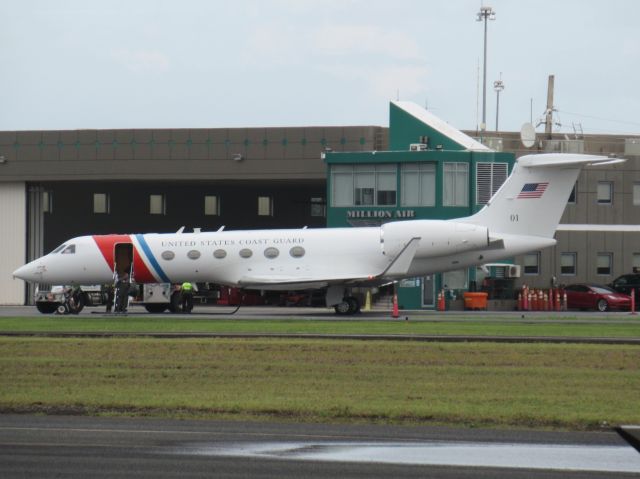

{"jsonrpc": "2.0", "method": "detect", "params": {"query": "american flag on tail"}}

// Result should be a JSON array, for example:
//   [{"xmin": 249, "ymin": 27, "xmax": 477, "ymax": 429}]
[{"xmin": 517, "ymin": 182, "xmax": 548, "ymax": 199}]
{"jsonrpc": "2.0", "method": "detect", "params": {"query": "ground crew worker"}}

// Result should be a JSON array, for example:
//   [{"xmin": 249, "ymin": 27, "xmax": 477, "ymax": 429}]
[
  {"xmin": 105, "ymin": 283, "xmax": 115, "ymax": 313},
  {"xmin": 114, "ymin": 271, "xmax": 130, "ymax": 313},
  {"xmin": 181, "ymin": 281, "xmax": 194, "ymax": 313}
]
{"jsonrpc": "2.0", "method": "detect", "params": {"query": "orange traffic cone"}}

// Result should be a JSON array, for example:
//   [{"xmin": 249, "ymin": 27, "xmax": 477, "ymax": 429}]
[{"xmin": 392, "ymin": 293, "xmax": 399, "ymax": 318}]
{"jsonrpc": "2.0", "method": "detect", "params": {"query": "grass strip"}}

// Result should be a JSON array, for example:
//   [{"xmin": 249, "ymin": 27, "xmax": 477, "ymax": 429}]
[
  {"xmin": 0, "ymin": 337, "xmax": 638, "ymax": 430},
  {"xmin": 1, "ymin": 317, "xmax": 640, "ymax": 338}
]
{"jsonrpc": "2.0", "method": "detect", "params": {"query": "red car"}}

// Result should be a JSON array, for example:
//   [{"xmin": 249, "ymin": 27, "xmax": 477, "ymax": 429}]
[{"xmin": 564, "ymin": 284, "xmax": 631, "ymax": 312}]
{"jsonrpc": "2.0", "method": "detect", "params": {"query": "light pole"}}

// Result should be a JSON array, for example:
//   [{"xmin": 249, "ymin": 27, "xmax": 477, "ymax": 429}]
[
  {"xmin": 476, "ymin": 5, "xmax": 495, "ymax": 132},
  {"xmin": 493, "ymin": 74, "xmax": 504, "ymax": 131}
]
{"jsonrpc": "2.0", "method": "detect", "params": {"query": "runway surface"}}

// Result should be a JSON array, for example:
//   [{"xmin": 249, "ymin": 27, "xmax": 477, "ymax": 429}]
[{"xmin": 1, "ymin": 415, "xmax": 639, "ymax": 478}]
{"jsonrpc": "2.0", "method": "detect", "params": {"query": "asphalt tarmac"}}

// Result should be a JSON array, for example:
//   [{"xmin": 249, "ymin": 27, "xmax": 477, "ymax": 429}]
[{"xmin": 1, "ymin": 415, "xmax": 639, "ymax": 478}]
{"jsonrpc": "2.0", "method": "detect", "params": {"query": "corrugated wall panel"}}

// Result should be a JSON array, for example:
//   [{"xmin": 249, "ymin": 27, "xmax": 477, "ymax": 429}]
[{"xmin": 0, "ymin": 182, "xmax": 26, "ymax": 304}]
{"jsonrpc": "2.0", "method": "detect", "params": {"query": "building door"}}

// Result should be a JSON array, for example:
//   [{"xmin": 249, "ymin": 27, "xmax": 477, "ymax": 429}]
[{"xmin": 422, "ymin": 274, "xmax": 435, "ymax": 307}]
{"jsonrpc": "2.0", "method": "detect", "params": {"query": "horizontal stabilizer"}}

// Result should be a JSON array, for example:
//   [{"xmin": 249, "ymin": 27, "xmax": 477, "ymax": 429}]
[
  {"xmin": 518, "ymin": 154, "xmax": 625, "ymax": 169},
  {"xmin": 557, "ymin": 224, "xmax": 640, "ymax": 232}
]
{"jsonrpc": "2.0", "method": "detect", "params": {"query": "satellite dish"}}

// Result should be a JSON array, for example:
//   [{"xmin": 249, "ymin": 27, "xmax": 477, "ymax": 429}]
[{"xmin": 520, "ymin": 122, "xmax": 536, "ymax": 148}]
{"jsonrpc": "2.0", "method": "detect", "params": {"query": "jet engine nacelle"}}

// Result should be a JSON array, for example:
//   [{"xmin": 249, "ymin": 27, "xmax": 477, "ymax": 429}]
[{"xmin": 381, "ymin": 220, "xmax": 489, "ymax": 259}]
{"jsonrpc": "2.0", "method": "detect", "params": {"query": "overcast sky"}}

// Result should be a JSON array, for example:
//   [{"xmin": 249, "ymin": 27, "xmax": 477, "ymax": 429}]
[{"xmin": 2, "ymin": 0, "xmax": 639, "ymax": 135}]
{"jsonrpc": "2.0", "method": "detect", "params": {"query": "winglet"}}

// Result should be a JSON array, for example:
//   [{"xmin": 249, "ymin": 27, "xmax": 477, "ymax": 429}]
[{"xmin": 380, "ymin": 237, "xmax": 421, "ymax": 278}]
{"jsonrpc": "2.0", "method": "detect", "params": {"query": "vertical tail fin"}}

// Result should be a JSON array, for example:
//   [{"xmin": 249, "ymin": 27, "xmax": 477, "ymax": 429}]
[{"xmin": 466, "ymin": 154, "xmax": 623, "ymax": 238}]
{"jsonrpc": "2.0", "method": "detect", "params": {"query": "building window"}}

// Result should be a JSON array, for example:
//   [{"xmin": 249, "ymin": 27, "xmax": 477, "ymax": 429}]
[
  {"xmin": 443, "ymin": 162, "xmax": 469, "ymax": 207},
  {"xmin": 523, "ymin": 252, "xmax": 540, "ymax": 275},
  {"xmin": 633, "ymin": 183, "xmax": 640, "ymax": 206},
  {"xmin": 568, "ymin": 183, "xmax": 577, "ymax": 204},
  {"xmin": 597, "ymin": 182, "xmax": 612, "ymax": 204},
  {"xmin": 476, "ymin": 162, "xmax": 508, "ymax": 205},
  {"xmin": 258, "ymin": 196, "xmax": 273, "ymax": 216},
  {"xmin": 150, "ymin": 194, "xmax": 166, "ymax": 215},
  {"xmin": 442, "ymin": 269, "xmax": 468, "ymax": 290},
  {"xmin": 330, "ymin": 164, "xmax": 397, "ymax": 207},
  {"xmin": 596, "ymin": 253, "xmax": 612, "ymax": 275},
  {"xmin": 204, "ymin": 195, "xmax": 220, "ymax": 216},
  {"xmin": 93, "ymin": 193, "xmax": 110, "ymax": 214},
  {"xmin": 310, "ymin": 197, "xmax": 326, "ymax": 217},
  {"xmin": 401, "ymin": 163, "xmax": 436, "ymax": 206},
  {"xmin": 633, "ymin": 253, "xmax": 640, "ymax": 273},
  {"xmin": 331, "ymin": 165, "xmax": 354, "ymax": 206},
  {"xmin": 560, "ymin": 252, "xmax": 576, "ymax": 275},
  {"xmin": 42, "ymin": 191, "xmax": 52, "ymax": 213}
]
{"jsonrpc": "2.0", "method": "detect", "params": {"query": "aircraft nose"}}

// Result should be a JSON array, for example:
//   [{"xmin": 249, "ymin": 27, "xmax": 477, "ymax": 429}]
[{"xmin": 13, "ymin": 262, "xmax": 43, "ymax": 283}]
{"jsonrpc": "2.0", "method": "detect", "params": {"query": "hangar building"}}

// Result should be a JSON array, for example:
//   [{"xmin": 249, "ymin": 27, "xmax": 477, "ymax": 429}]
[{"xmin": 1, "ymin": 100, "xmax": 639, "ymax": 309}]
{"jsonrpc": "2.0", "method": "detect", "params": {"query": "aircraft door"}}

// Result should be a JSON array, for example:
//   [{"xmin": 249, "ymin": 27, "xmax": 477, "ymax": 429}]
[{"xmin": 114, "ymin": 243, "xmax": 134, "ymax": 280}]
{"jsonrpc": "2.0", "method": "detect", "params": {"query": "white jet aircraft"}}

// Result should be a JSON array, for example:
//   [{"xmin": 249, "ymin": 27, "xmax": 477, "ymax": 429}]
[{"xmin": 13, "ymin": 153, "xmax": 624, "ymax": 314}]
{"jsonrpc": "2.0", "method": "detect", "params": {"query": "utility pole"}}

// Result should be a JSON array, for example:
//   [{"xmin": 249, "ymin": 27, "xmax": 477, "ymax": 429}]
[
  {"xmin": 545, "ymin": 75, "xmax": 555, "ymax": 139},
  {"xmin": 476, "ymin": 5, "xmax": 495, "ymax": 132}
]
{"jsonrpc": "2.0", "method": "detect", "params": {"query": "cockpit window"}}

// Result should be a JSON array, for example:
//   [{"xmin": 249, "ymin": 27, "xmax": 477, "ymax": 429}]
[
  {"xmin": 61, "ymin": 244, "xmax": 76, "ymax": 254},
  {"xmin": 51, "ymin": 244, "xmax": 67, "ymax": 254}
]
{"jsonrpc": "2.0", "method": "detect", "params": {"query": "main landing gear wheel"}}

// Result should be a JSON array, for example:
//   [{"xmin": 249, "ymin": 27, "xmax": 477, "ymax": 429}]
[{"xmin": 334, "ymin": 296, "xmax": 360, "ymax": 315}]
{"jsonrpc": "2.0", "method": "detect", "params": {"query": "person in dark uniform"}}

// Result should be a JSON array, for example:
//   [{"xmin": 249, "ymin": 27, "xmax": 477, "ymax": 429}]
[
  {"xmin": 105, "ymin": 283, "xmax": 115, "ymax": 313},
  {"xmin": 114, "ymin": 271, "xmax": 130, "ymax": 313}
]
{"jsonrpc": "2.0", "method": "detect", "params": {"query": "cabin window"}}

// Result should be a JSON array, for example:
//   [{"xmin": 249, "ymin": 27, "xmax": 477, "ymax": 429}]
[
  {"xmin": 596, "ymin": 252, "xmax": 612, "ymax": 275},
  {"xmin": 401, "ymin": 163, "xmax": 435, "ymax": 206},
  {"xmin": 289, "ymin": 246, "xmax": 305, "ymax": 258},
  {"xmin": 443, "ymin": 162, "xmax": 469, "ymax": 207},
  {"xmin": 187, "ymin": 250, "xmax": 201, "ymax": 260},
  {"xmin": 239, "ymin": 248, "xmax": 253, "ymax": 258},
  {"xmin": 597, "ymin": 182, "xmax": 612, "ymax": 205},
  {"xmin": 264, "ymin": 247, "xmax": 279, "ymax": 259},
  {"xmin": 560, "ymin": 252, "xmax": 576, "ymax": 275},
  {"xmin": 61, "ymin": 244, "xmax": 76, "ymax": 255},
  {"xmin": 161, "ymin": 251, "xmax": 175, "ymax": 260},
  {"xmin": 213, "ymin": 249, "xmax": 227, "ymax": 259},
  {"xmin": 93, "ymin": 193, "xmax": 110, "ymax": 214},
  {"xmin": 204, "ymin": 195, "xmax": 220, "ymax": 216}
]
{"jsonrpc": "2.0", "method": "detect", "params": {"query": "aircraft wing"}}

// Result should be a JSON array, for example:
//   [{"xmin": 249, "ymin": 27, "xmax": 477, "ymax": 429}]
[
  {"xmin": 557, "ymin": 224, "xmax": 640, "ymax": 232},
  {"xmin": 238, "ymin": 237, "xmax": 423, "ymax": 288},
  {"xmin": 237, "ymin": 274, "xmax": 375, "ymax": 288}
]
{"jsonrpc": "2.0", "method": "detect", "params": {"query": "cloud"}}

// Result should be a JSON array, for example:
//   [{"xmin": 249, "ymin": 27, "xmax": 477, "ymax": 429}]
[
  {"xmin": 110, "ymin": 49, "xmax": 170, "ymax": 73},
  {"xmin": 312, "ymin": 25, "xmax": 423, "ymax": 61},
  {"xmin": 315, "ymin": 63, "xmax": 429, "ymax": 99}
]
